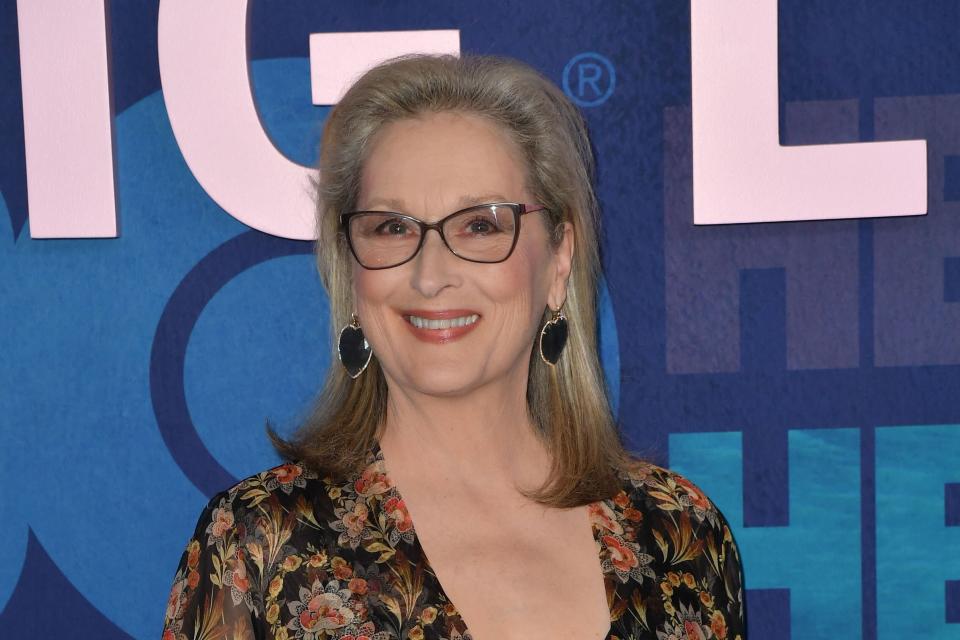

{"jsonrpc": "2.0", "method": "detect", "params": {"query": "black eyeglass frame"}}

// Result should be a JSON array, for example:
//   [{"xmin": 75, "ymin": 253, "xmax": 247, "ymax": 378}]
[{"xmin": 338, "ymin": 202, "xmax": 549, "ymax": 270}]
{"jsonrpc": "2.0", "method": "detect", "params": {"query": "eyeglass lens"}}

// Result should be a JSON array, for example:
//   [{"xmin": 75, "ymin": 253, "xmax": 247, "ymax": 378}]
[{"xmin": 348, "ymin": 204, "xmax": 518, "ymax": 268}]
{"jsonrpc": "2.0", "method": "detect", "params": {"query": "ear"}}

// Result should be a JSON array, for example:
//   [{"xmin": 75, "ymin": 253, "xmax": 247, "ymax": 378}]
[{"xmin": 548, "ymin": 221, "xmax": 574, "ymax": 309}]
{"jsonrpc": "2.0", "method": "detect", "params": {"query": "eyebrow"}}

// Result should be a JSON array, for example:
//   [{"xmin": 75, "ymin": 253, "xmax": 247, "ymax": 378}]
[{"xmin": 361, "ymin": 193, "xmax": 510, "ymax": 212}]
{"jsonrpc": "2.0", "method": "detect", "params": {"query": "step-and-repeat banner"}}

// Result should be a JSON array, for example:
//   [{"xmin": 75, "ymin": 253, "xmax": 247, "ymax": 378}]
[{"xmin": 2, "ymin": 1, "xmax": 958, "ymax": 638}]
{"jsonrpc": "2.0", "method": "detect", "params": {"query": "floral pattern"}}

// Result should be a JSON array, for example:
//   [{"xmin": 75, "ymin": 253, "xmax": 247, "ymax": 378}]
[{"xmin": 162, "ymin": 444, "xmax": 745, "ymax": 639}]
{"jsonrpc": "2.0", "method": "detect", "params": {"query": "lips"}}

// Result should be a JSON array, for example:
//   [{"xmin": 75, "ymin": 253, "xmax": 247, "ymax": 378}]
[{"xmin": 401, "ymin": 309, "xmax": 481, "ymax": 344}]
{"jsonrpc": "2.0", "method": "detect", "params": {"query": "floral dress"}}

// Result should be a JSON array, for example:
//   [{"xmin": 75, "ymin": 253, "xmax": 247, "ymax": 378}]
[{"xmin": 162, "ymin": 443, "xmax": 745, "ymax": 640}]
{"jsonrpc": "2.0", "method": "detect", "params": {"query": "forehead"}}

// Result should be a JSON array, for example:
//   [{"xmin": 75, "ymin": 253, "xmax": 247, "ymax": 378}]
[{"xmin": 358, "ymin": 111, "xmax": 530, "ymax": 212}]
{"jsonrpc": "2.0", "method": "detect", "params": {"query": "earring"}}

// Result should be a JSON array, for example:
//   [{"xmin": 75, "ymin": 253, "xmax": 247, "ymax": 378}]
[
  {"xmin": 338, "ymin": 313, "xmax": 372, "ymax": 379},
  {"xmin": 538, "ymin": 306, "xmax": 568, "ymax": 365}
]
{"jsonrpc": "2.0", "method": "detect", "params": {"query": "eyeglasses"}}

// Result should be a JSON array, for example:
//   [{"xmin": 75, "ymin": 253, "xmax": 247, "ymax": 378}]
[{"xmin": 339, "ymin": 202, "xmax": 548, "ymax": 270}]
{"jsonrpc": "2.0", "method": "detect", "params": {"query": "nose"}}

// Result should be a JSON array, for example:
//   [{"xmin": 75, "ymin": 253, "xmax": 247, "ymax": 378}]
[{"xmin": 408, "ymin": 227, "xmax": 462, "ymax": 297}]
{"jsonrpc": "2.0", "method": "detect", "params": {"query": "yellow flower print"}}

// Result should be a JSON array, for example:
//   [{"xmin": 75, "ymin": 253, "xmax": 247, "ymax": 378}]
[
  {"xmin": 308, "ymin": 551, "xmax": 328, "ymax": 568},
  {"xmin": 268, "ymin": 575, "xmax": 283, "ymax": 598},
  {"xmin": 660, "ymin": 580, "xmax": 673, "ymax": 596},
  {"xmin": 699, "ymin": 591, "xmax": 714, "ymax": 608},
  {"xmin": 266, "ymin": 602, "xmax": 280, "ymax": 624},
  {"xmin": 282, "ymin": 555, "xmax": 302, "ymax": 572}
]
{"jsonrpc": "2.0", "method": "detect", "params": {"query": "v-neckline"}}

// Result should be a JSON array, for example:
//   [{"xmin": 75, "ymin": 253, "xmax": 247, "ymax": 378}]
[{"xmin": 369, "ymin": 440, "xmax": 616, "ymax": 640}]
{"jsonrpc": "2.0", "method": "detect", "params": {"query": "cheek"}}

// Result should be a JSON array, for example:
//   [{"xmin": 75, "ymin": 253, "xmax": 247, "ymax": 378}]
[
  {"xmin": 351, "ymin": 268, "xmax": 398, "ymax": 334},
  {"xmin": 484, "ymin": 246, "xmax": 552, "ymax": 324}
]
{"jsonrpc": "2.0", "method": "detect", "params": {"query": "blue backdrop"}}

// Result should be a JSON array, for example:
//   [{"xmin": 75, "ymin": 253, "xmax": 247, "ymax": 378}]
[{"xmin": 2, "ymin": 1, "xmax": 959, "ymax": 638}]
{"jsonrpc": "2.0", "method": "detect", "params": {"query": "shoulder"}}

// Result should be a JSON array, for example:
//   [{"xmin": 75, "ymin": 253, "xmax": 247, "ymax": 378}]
[
  {"xmin": 187, "ymin": 450, "xmax": 401, "ymax": 551},
  {"xmin": 595, "ymin": 457, "xmax": 741, "ymax": 575},
  {"xmin": 181, "ymin": 459, "xmax": 349, "ymax": 557},
  {"xmin": 599, "ymin": 459, "xmax": 746, "ymax": 639},
  {"xmin": 196, "ymin": 461, "xmax": 324, "ymax": 520},
  {"xmin": 614, "ymin": 457, "xmax": 729, "ymax": 533},
  {"xmin": 225, "ymin": 460, "xmax": 325, "ymax": 504}
]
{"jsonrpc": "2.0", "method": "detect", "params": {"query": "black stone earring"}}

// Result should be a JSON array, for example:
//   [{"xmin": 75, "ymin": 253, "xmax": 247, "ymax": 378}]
[
  {"xmin": 338, "ymin": 314, "xmax": 372, "ymax": 379},
  {"xmin": 538, "ymin": 306, "xmax": 568, "ymax": 366}
]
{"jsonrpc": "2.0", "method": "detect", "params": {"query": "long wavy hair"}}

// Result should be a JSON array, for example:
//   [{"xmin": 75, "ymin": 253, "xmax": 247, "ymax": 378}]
[{"xmin": 271, "ymin": 53, "xmax": 633, "ymax": 507}]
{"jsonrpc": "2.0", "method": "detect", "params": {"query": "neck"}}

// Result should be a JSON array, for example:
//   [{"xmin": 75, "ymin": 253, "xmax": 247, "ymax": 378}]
[{"xmin": 378, "ymin": 367, "xmax": 552, "ymax": 495}]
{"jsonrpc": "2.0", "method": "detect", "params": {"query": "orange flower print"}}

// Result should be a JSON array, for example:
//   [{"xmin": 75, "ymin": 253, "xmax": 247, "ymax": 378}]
[
  {"xmin": 699, "ymin": 591, "xmax": 714, "ymax": 608},
  {"xmin": 233, "ymin": 552, "xmax": 250, "ymax": 592},
  {"xmin": 348, "ymin": 577, "xmax": 368, "ymax": 595},
  {"xmin": 187, "ymin": 569, "xmax": 200, "ymax": 590},
  {"xmin": 331, "ymin": 556, "xmax": 354, "ymax": 580},
  {"xmin": 409, "ymin": 625, "xmax": 425, "ymax": 640},
  {"xmin": 683, "ymin": 572, "xmax": 696, "ymax": 589},
  {"xmin": 421, "ymin": 606, "xmax": 438, "ymax": 624},
  {"xmin": 207, "ymin": 505, "xmax": 234, "ymax": 540},
  {"xmin": 282, "ymin": 555, "xmax": 303, "ymax": 572},
  {"xmin": 605, "ymin": 535, "xmax": 637, "ymax": 572},
  {"xmin": 710, "ymin": 611, "xmax": 728, "ymax": 639},
  {"xmin": 383, "ymin": 496, "xmax": 413, "ymax": 533},
  {"xmin": 186, "ymin": 540, "xmax": 201, "ymax": 570},
  {"xmin": 223, "ymin": 550, "xmax": 254, "ymax": 610},
  {"xmin": 308, "ymin": 551, "xmax": 328, "ymax": 568},
  {"xmin": 675, "ymin": 477, "xmax": 710, "ymax": 511},
  {"xmin": 354, "ymin": 464, "xmax": 391, "ymax": 497},
  {"xmin": 601, "ymin": 535, "xmax": 655, "ymax": 583},
  {"xmin": 264, "ymin": 462, "xmax": 313, "ymax": 494},
  {"xmin": 660, "ymin": 580, "xmax": 673, "ymax": 596},
  {"xmin": 344, "ymin": 503, "xmax": 369, "ymax": 537},
  {"xmin": 588, "ymin": 501, "xmax": 624, "ymax": 535},
  {"xmin": 677, "ymin": 602, "xmax": 710, "ymax": 640},
  {"xmin": 624, "ymin": 507, "xmax": 643, "ymax": 522},
  {"xmin": 614, "ymin": 490, "xmax": 631, "ymax": 508},
  {"xmin": 274, "ymin": 463, "xmax": 302, "ymax": 486},
  {"xmin": 684, "ymin": 620, "xmax": 708, "ymax": 640},
  {"xmin": 668, "ymin": 572, "xmax": 681, "ymax": 587},
  {"xmin": 165, "ymin": 578, "xmax": 185, "ymax": 621},
  {"xmin": 288, "ymin": 581, "xmax": 356, "ymax": 635}
]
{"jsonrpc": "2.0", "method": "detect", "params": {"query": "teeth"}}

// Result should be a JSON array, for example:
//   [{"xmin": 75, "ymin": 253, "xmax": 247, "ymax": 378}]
[{"xmin": 408, "ymin": 314, "xmax": 479, "ymax": 330}]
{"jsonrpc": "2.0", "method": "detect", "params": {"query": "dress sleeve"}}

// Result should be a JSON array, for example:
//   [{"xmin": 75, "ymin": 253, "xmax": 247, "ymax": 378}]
[
  {"xmin": 162, "ymin": 492, "xmax": 263, "ymax": 640},
  {"xmin": 710, "ymin": 505, "xmax": 747, "ymax": 639}
]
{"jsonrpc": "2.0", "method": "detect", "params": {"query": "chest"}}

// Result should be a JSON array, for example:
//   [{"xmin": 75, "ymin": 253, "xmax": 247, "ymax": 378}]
[{"xmin": 402, "ymin": 495, "xmax": 612, "ymax": 640}]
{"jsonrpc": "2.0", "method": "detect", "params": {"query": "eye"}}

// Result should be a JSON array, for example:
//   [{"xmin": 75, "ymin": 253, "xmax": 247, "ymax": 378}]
[
  {"xmin": 374, "ymin": 217, "xmax": 414, "ymax": 236},
  {"xmin": 453, "ymin": 209, "xmax": 506, "ymax": 237},
  {"xmin": 466, "ymin": 216, "xmax": 499, "ymax": 234}
]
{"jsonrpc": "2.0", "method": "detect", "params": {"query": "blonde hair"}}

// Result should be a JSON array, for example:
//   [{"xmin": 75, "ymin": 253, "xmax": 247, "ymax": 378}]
[{"xmin": 271, "ymin": 54, "xmax": 632, "ymax": 507}]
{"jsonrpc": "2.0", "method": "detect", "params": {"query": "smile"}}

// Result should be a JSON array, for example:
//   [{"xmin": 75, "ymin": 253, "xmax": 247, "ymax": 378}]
[
  {"xmin": 407, "ymin": 314, "xmax": 479, "ymax": 330},
  {"xmin": 401, "ymin": 310, "xmax": 482, "ymax": 344}
]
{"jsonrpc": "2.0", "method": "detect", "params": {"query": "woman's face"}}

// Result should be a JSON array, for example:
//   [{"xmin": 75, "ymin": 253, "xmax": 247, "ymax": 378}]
[{"xmin": 351, "ymin": 110, "xmax": 573, "ymax": 398}]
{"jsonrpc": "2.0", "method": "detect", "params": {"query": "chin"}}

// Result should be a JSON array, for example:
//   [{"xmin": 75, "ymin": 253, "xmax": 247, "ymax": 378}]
[
  {"xmin": 404, "ymin": 367, "xmax": 483, "ymax": 397},
  {"xmin": 381, "ymin": 354, "xmax": 491, "ymax": 397}
]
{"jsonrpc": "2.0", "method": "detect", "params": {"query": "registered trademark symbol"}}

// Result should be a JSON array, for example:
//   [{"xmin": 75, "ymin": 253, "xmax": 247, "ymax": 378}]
[{"xmin": 562, "ymin": 52, "xmax": 616, "ymax": 107}]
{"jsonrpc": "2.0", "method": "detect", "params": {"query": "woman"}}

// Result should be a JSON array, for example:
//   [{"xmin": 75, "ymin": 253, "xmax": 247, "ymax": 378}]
[{"xmin": 162, "ymin": 54, "xmax": 745, "ymax": 640}]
